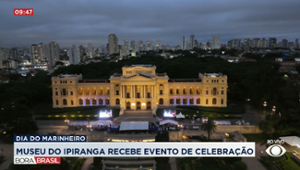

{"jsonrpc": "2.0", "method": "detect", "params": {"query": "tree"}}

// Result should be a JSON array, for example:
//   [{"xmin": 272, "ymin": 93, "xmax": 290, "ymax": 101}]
[
  {"xmin": 233, "ymin": 161, "xmax": 247, "ymax": 170},
  {"xmin": 155, "ymin": 131, "xmax": 170, "ymax": 170},
  {"xmin": 201, "ymin": 119, "xmax": 217, "ymax": 141},
  {"xmin": 55, "ymin": 61, "xmax": 64, "ymax": 66},
  {"xmin": 258, "ymin": 120, "xmax": 273, "ymax": 135},
  {"xmin": 93, "ymin": 157, "xmax": 102, "ymax": 168}
]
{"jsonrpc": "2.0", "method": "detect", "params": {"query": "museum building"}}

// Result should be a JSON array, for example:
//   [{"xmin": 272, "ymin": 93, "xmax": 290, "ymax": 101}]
[{"xmin": 51, "ymin": 65, "xmax": 227, "ymax": 114}]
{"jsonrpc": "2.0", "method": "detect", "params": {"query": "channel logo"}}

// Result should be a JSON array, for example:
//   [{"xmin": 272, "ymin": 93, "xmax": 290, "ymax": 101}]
[
  {"xmin": 14, "ymin": 157, "xmax": 61, "ymax": 164},
  {"xmin": 265, "ymin": 144, "xmax": 286, "ymax": 157}
]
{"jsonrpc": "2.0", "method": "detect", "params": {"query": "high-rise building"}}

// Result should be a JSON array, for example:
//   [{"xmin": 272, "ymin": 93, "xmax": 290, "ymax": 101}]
[
  {"xmin": 29, "ymin": 45, "xmax": 38, "ymax": 65},
  {"xmin": 269, "ymin": 38, "xmax": 277, "ymax": 48},
  {"xmin": 130, "ymin": 40, "xmax": 135, "ymax": 51},
  {"xmin": 190, "ymin": 35, "xmax": 195, "ymax": 50},
  {"xmin": 227, "ymin": 39, "xmax": 241, "ymax": 49},
  {"xmin": 206, "ymin": 41, "xmax": 211, "ymax": 49},
  {"xmin": 243, "ymin": 38, "xmax": 250, "ymax": 49},
  {"xmin": 194, "ymin": 40, "xmax": 199, "ymax": 49},
  {"xmin": 261, "ymin": 38, "xmax": 268, "ymax": 48},
  {"xmin": 138, "ymin": 41, "xmax": 143, "ymax": 51},
  {"xmin": 78, "ymin": 45, "xmax": 85, "ymax": 57},
  {"xmin": 146, "ymin": 40, "xmax": 152, "ymax": 51},
  {"xmin": 108, "ymin": 34, "xmax": 118, "ymax": 55},
  {"xmin": 37, "ymin": 43, "xmax": 47, "ymax": 63},
  {"xmin": 288, "ymin": 42, "xmax": 294, "ymax": 48},
  {"xmin": 124, "ymin": 40, "xmax": 129, "ymax": 49},
  {"xmin": 155, "ymin": 40, "xmax": 161, "ymax": 50},
  {"xmin": 68, "ymin": 45, "xmax": 80, "ymax": 65},
  {"xmin": 181, "ymin": 36, "xmax": 186, "ymax": 50},
  {"xmin": 281, "ymin": 39, "xmax": 288, "ymax": 48},
  {"xmin": 252, "ymin": 38, "xmax": 260, "ymax": 48},
  {"xmin": 0, "ymin": 47, "xmax": 3, "ymax": 69},
  {"xmin": 46, "ymin": 41, "xmax": 60, "ymax": 68},
  {"xmin": 295, "ymin": 39, "xmax": 299, "ymax": 49},
  {"xmin": 212, "ymin": 34, "xmax": 220, "ymax": 49},
  {"xmin": 87, "ymin": 43, "xmax": 95, "ymax": 58}
]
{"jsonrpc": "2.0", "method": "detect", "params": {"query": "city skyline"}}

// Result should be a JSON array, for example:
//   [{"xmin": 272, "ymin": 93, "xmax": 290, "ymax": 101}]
[{"xmin": 1, "ymin": 0, "xmax": 300, "ymax": 48}]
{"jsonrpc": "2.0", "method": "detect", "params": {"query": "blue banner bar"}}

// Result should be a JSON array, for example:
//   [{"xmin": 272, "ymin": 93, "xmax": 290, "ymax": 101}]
[{"xmin": 14, "ymin": 135, "xmax": 87, "ymax": 142}]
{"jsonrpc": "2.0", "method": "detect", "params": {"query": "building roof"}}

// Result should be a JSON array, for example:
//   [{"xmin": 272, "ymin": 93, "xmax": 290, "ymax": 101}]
[
  {"xmin": 119, "ymin": 121, "xmax": 149, "ymax": 131},
  {"xmin": 279, "ymin": 136, "xmax": 300, "ymax": 147},
  {"xmin": 79, "ymin": 79, "xmax": 110, "ymax": 83},
  {"xmin": 168, "ymin": 79, "xmax": 201, "ymax": 82}
]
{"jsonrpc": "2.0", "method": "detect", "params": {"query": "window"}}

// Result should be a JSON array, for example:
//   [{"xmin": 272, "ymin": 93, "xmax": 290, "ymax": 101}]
[
  {"xmin": 212, "ymin": 98, "xmax": 217, "ymax": 105},
  {"xmin": 55, "ymin": 91, "xmax": 58, "ymax": 96},
  {"xmin": 62, "ymin": 88, "xmax": 67, "ymax": 96},
  {"xmin": 107, "ymin": 90, "xmax": 110, "ymax": 94},
  {"xmin": 63, "ymin": 99, "xmax": 67, "ymax": 105},
  {"xmin": 197, "ymin": 98, "xmax": 200, "ymax": 104},
  {"xmin": 222, "ymin": 80, "xmax": 224, "ymax": 82},
  {"xmin": 190, "ymin": 98, "xmax": 194, "ymax": 104},
  {"xmin": 105, "ymin": 99, "xmax": 110, "ymax": 105},
  {"xmin": 116, "ymin": 99, "xmax": 120, "ymax": 105},
  {"xmin": 160, "ymin": 84, "xmax": 163, "ymax": 86},
  {"xmin": 60, "ymin": 81, "xmax": 62, "ymax": 84},
  {"xmin": 176, "ymin": 98, "xmax": 180, "ymax": 104},
  {"xmin": 137, "ymin": 93, "xmax": 140, "ymax": 98},
  {"xmin": 176, "ymin": 89, "xmax": 179, "ymax": 94},
  {"xmin": 221, "ymin": 99, "xmax": 224, "ymax": 105},
  {"xmin": 92, "ymin": 99, "xmax": 96, "ymax": 105},
  {"xmin": 55, "ymin": 81, "xmax": 57, "ymax": 83},
  {"xmin": 206, "ymin": 99, "xmax": 208, "ymax": 104},
  {"xmin": 183, "ymin": 98, "xmax": 187, "ymax": 104},
  {"xmin": 116, "ymin": 90, "xmax": 119, "ymax": 95},
  {"xmin": 159, "ymin": 98, "xmax": 163, "ymax": 104},
  {"xmin": 116, "ymin": 84, "xmax": 119, "ymax": 87},
  {"xmin": 126, "ymin": 93, "xmax": 130, "ymax": 98},
  {"xmin": 183, "ymin": 89, "xmax": 186, "ymax": 94},
  {"xmin": 212, "ymin": 88, "xmax": 217, "ymax": 95},
  {"xmin": 56, "ymin": 100, "xmax": 59, "ymax": 105},
  {"xmin": 70, "ymin": 81, "xmax": 72, "ymax": 83},
  {"xmin": 206, "ymin": 90, "xmax": 208, "ymax": 95},
  {"xmin": 71, "ymin": 100, "xmax": 74, "ymax": 105},
  {"xmin": 170, "ymin": 99, "xmax": 174, "ymax": 104},
  {"xmin": 197, "ymin": 89, "xmax": 200, "ymax": 94},
  {"xmin": 99, "ymin": 99, "xmax": 103, "ymax": 105},
  {"xmin": 170, "ymin": 89, "xmax": 173, "ymax": 94},
  {"xmin": 79, "ymin": 99, "xmax": 83, "ymax": 105},
  {"xmin": 221, "ymin": 90, "xmax": 224, "ymax": 95},
  {"xmin": 86, "ymin": 99, "xmax": 90, "ymax": 105},
  {"xmin": 147, "ymin": 93, "xmax": 150, "ymax": 98},
  {"xmin": 207, "ymin": 80, "xmax": 209, "ymax": 82},
  {"xmin": 70, "ymin": 91, "xmax": 73, "ymax": 95},
  {"xmin": 160, "ymin": 90, "xmax": 163, "ymax": 95},
  {"xmin": 190, "ymin": 89, "xmax": 192, "ymax": 94}
]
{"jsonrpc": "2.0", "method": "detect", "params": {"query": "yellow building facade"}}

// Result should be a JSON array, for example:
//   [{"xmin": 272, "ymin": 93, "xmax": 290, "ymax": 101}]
[{"xmin": 52, "ymin": 65, "xmax": 227, "ymax": 114}]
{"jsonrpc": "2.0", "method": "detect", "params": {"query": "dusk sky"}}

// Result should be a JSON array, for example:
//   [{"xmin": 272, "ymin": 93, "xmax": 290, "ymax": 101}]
[{"xmin": 1, "ymin": 0, "xmax": 300, "ymax": 48}]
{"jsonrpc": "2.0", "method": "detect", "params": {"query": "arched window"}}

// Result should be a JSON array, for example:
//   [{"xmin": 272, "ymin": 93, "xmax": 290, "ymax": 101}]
[
  {"xmin": 71, "ymin": 100, "xmax": 74, "ymax": 105},
  {"xmin": 86, "ymin": 99, "xmax": 90, "ymax": 105},
  {"xmin": 221, "ymin": 99, "xmax": 224, "ymax": 105},
  {"xmin": 105, "ymin": 99, "xmax": 110, "ymax": 105},
  {"xmin": 176, "ymin": 98, "xmax": 181, "ymax": 104},
  {"xmin": 79, "ymin": 99, "xmax": 83, "ymax": 105},
  {"xmin": 197, "ymin": 98, "xmax": 200, "ymax": 104},
  {"xmin": 159, "ymin": 98, "xmax": 163, "ymax": 105},
  {"xmin": 206, "ymin": 99, "xmax": 208, "ymax": 104},
  {"xmin": 221, "ymin": 90, "xmax": 224, "ymax": 95},
  {"xmin": 190, "ymin": 98, "xmax": 194, "ymax": 104},
  {"xmin": 190, "ymin": 89, "xmax": 193, "ymax": 94},
  {"xmin": 92, "ymin": 99, "xmax": 96, "ymax": 105},
  {"xmin": 212, "ymin": 88, "xmax": 217, "ymax": 95},
  {"xmin": 116, "ymin": 99, "xmax": 120, "ymax": 105},
  {"xmin": 99, "ymin": 99, "xmax": 103, "ymax": 105},
  {"xmin": 170, "ymin": 89, "xmax": 173, "ymax": 94},
  {"xmin": 206, "ymin": 90, "xmax": 209, "ymax": 95},
  {"xmin": 160, "ymin": 84, "xmax": 163, "ymax": 86},
  {"xmin": 212, "ymin": 98, "xmax": 217, "ymax": 105},
  {"xmin": 183, "ymin": 98, "xmax": 187, "ymax": 104},
  {"xmin": 56, "ymin": 100, "xmax": 59, "ymax": 105},
  {"xmin": 183, "ymin": 89, "xmax": 186, "ymax": 94},
  {"xmin": 63, "ymin": 99, "xmax": 67, "ymax": 105},
  {"xmin": 62, "ymin": 88, "xmax": 67, "ymax": 96},
  {"xmin": 170, "ymin": 99, "xmax": 174, "ymax": 104},
  {"xmin": 116, "ymin": 84, "xmax": 119, "ymax": 87},
  {"xmin": 70, "ymin": 91, "xmax": 73, "ymax": 95},
  {"xmin": 176, "ymin": 89, "xmax": 179, "ymax": 94}
]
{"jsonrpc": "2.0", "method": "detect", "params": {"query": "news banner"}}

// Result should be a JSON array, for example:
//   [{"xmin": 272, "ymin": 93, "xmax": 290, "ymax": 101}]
[{"xmin": 14, "ymin": 135, "xmax": 255, "ymax": 165}]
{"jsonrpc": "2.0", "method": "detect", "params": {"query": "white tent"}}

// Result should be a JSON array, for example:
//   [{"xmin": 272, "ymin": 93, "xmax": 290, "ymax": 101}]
[
  {"xmin": 176, "ymin": 112, "xmax": 185, "ymax": 118},
  {"xmin": 279, "ymin": 136, "xmax": 300, "ymax": 147},
  {"xmin": 159, "ymin": 120, "xmax": 178, "ymax": 125},
  {"xmin": 119, "ymin": 121, "xmax": 149, "ymax": 131},
  {"xmin": 90, "ymin": 120, "xmax": 112, "ymax": 126}
]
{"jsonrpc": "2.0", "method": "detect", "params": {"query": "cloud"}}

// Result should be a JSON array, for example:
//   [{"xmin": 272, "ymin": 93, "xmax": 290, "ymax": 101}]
[{"xmin": 0, "ymin": 0, "xmax": 299, "ymax": 48}]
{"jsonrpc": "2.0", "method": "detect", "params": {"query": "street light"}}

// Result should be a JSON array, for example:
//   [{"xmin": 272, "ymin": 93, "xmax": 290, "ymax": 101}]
[
  {"xmin": 272, "ymin": 106, "xmax": 276, "ymax": 116},
  {"xmin": 263, "ymin": 101, "xmax": 267, "ymax": 116}
]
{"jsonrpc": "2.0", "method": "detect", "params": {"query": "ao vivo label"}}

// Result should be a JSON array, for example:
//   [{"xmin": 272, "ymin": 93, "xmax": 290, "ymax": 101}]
[{"xmin": 14, "ymin": 157, "xmax": 61, "ymax": 164}]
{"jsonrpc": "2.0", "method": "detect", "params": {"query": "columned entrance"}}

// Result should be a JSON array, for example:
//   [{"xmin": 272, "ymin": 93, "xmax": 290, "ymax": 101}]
[
  {"xmin": 136, "ymin": 102, "xmax": 141, "ymax": 110},
  {"xmin": 126, "ymin": 102, "xmax": 131, "ymax": 110},
  {"xmin": 147, "ymin": 101, "xmax": 151, "ymax": 110}
]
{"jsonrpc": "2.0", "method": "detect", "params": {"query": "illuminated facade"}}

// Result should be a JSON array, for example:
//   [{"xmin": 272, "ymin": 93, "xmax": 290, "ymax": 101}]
[{"xmin": 52, "ymin": 65, "xmax": 228, "ymax": 114}]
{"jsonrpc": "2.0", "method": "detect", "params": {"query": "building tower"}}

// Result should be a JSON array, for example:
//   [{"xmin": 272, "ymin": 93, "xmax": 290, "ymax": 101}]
[
  {"xmin": 108, "ymin": 34, "xmax": 119, "ymax": 55},
  {"xmin": 190, "ymin": 35, "xmax": 195, "ymax": 50},
  {"xmin": 181, "ymin": 36, "xmax": 186, "ymax": 50},
  {"xmin": 212, "ymin": 34, "xmax": 220, "ymax": 49},
  {"xmin": 68, "ymin": 45, "xmax": 80, "ymax": 65}
]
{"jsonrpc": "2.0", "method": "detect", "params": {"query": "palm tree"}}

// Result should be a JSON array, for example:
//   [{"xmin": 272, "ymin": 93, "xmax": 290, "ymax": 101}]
[{"xmin": 201, "ymin": 119, "xmax": 217, "ymax": 141}]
